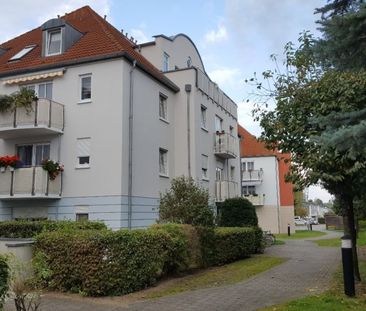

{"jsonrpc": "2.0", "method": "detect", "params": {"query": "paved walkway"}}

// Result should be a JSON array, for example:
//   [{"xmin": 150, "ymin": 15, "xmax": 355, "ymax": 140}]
[{"xmin": 5, "ymin": 226, "xmax": 342, "ymax": 311}]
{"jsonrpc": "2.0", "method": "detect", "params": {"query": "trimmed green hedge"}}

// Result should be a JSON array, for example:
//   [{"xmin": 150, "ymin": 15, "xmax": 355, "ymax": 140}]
[
  {"xmin": 0, "ymin": 255, "xmax": 9, "ymax": 310},
  {"xmin": 34, "ymin": 229, "xmax": 172, "ymax": 296},
  {"xmin": 218, "ymin": 197, "xmax": 258, "ymax": 227},
  {"xmin": 33, "ymin": 225, "xmax": 262, "ymax": 296},
  {"xmin": 0, "ymin": 220, "xmax": 107, "ymax": 238}
]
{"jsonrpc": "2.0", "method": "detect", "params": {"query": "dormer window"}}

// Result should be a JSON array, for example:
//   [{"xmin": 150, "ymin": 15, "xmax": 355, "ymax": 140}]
[{"xmin": 46, "ymin": 30, "xmax": 62, "ymax": 56}]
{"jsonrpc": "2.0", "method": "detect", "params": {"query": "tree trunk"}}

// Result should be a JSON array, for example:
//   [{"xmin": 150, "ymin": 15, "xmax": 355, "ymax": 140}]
[{"xmin": 344, "ymin": 195, "xmax": 361, "ymax": 282}]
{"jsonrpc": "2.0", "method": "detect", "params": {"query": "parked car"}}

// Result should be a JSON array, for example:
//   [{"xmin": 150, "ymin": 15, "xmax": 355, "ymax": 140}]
[{"xmin": 294, "ymin": 216, "xmax": 306, "ymax": 225}]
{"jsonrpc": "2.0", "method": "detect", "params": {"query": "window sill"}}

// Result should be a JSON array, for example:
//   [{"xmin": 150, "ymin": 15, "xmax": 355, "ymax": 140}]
[
  {"xmin": 159, "ymin": 117, "xmax": 170, "ymax": 124},
  {"xmin": 75, "ymin": 165, "xmax": 90, "ymax": 170},
  {"xmin": 159, "ymin": 173, "xmax": 169, "ymax": 179},
  {"xmin": 202, "ymin": 178, "xmax": 209, "ymax": 182},
  {"xmin": 201, "ymin": 127, "xmax": 208, "ymax": 133},
  {"xmin": 78, "ymin": 100, "xmax": 92, "ymax": 105}
]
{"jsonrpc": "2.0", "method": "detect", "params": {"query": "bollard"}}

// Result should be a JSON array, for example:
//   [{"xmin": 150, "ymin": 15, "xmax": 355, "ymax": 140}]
[
  {"xmin": 341, "ymin": 235, "xmax": 355, "ymax": 297},
  {"xmin": 287, "ymin": 224, "xmax": 291, "ymax": 236}
]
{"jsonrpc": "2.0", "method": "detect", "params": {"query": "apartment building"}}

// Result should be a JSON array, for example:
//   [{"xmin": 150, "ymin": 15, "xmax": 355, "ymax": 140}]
[
  {"xmin": 238, "ymin": 125, "xmax": 295, "ymax": 234},
  {"xmin": 0, "ymin": 6, "xmax": 240, "ymax": 229}
]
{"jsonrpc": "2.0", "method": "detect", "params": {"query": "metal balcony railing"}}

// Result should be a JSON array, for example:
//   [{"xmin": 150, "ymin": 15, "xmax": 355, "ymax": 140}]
[
  {"xmin": 242, "ymin": 170, "xmax": 263, "ymax": 183},
  {"xmin": 0, "ymin": 99, "xmax": 64, "ymax": 139},
  {"xmin": 0, "ymin": 167, "xmax": 62, "ymax": 199},
  {"xmin": 215, "ymin": 180, "xmax": 238, "ymax": 202},
  {"xmin": 214, "ymin": 132, "xmax": 237, "ymax": 159}
]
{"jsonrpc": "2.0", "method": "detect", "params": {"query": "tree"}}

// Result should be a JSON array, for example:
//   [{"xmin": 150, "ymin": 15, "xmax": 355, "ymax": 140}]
[
  {"xmin": 159, "ymin": 176, "xmax": 215, "ymax": 226},
  {"xmin": 218, "ymin": 197, "xmax": 258, "ymax": 227},
  {"xmin": 294, "ymin": 191, "xmax": 307, "ymax": 217},
  {"xmin": 251, "ymin": 32, "xmax": 366, "ymax": 280}
]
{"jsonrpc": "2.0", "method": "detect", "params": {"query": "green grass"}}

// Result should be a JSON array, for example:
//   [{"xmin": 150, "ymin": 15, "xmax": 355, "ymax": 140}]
[
  {"xmin": 146, "ymin": 256, "xmax": 286, "ymax": 299},
  {"xmin": 261, "ymin": 261, "xmax": 366, "ymax": 311},
  {"xmin": 274, "ymin": 239, "xmax": 285, "ymax": 245},
  {"xmin": 276, "ymin": 230, "xmax": 326, "ymax": 240},
  {"xmin": 314, "ymin": 230, "xmax": 366, "ymax": 247}
]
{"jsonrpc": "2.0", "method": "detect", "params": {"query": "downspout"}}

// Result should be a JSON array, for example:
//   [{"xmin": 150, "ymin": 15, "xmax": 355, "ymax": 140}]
[
  {"xmin": 274, "ymin": 157, "xmax": 281, "ymax": 233},
  {"xmin": 185, "ymin": 84, "xmax": 192, "ymax": 178},
  {"xmin": 127, "ymin": 60, "xmax": 137, "ymax": 229}
]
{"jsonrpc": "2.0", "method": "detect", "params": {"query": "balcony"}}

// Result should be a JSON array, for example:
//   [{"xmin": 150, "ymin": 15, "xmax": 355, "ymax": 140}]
[
  {"xmin": 0, "ymin": 99, "xmax": 64, "ymax": 139},
  {"xmin": 215, "ymin": 180, "xmax": 238, "ymax": 202},
  {"xmin": 242, "ymin": 170, "xmax": 263, "ymax": 184},
  {"xmin": 0, "ymin": 167, "xmax": 62, "ymax": 199},
  {"xmin": 214, "ymin": 133, "xmax": 237, "ymax": 159},
  {"xmin": 243, "ymin": 194, "xmax": 265, "ymax": 206}
]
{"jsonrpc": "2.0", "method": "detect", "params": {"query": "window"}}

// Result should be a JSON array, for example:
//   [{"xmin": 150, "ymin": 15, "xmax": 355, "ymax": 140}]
[
  {"xmin": 80, "ymin": 75, "xmax": 92, "ymax": 101},
  {"xmin": 163, "ymin": 52, "xmax": 169, "ymax": 72},
  {"xmin": 229, "ymin": 126, "xmax": 234, "ymax": 136},
  {"xmin": 9, "ymin": 45, "xmax": 36, "ymax": 61},
  {"xmin": 202, "ymin": 154, "xmax": 208, "ymax": 180},
  {"xmin": 243, "ymin": 185, "xmax": 256, "ymax": 195},
  {"xmin": 17, "ymin": 143, "xmax": 50, "ymax": 167},
  {"xmin": 247, "ymin": 161, "xmax": 254, "ymax": 171},
  {"xmin": 46, "ymin": 30, "xmax": 62, "ymax": 56},
  {"xmin": 241, "ymin": 162, "xmax": 246, "ymax": 171},
  {"xmin": 201, "ymin": 106, "xmax": 207, "ymax": 129},
  {"xmin": 215, "ymin": 115, "xmax": 223, "ymax": 132},
  {"xmin": 159, "ymin": 148, "xmax": 168, "ymax": 176},
  {"xmin": 23, "ymin": 82, "xmax": 53, "ymax": 100},
  {"xmin": 76, "ymin": 138, "xmax": 91, "ymax": 168},
  {"xmin": 230, "ymin": 166, "xmax": 235, "ymax": 181},
  {"xmin": 159, "ymin": 94, "xmax": 168, "ymax": 120},
  {"xmin": 216, "ymin": 167, "xmax": 223, "ymax": 181},
  {"xmin": 76, "ymin": 213, "xmax": 89, "ymax": 221}
]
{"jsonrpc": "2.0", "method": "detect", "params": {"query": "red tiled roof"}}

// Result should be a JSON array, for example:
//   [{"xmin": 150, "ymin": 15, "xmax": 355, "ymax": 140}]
[
  {"xmin": 238, "ymin": 125, "xmax": 275, "ymax": 157},
  {"xmin": 0, "ymin": 6, "xmax": 178, "ymax": 91}
]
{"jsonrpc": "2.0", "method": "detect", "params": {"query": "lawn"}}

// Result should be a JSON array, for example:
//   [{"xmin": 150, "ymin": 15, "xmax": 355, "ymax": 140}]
[
  {"xmin": 314, "ymin": 230, "xmax": 366, "ymax": 247},
  {"xmin": 261, "ymin": 261, "xmax": 366, "ymax": 311},
  {"xmin": 144, "ymin": 256, "xmax": 286, "ymax": 299},
  {"xmin": 276, "ymin": 230, "xmax": 326, "ymax": 240}
]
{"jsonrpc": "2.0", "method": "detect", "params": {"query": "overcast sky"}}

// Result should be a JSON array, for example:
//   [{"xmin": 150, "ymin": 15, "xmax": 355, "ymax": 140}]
[{"xmin": 0, "ymin": 0, "xmax": 332, "ymax": 201}]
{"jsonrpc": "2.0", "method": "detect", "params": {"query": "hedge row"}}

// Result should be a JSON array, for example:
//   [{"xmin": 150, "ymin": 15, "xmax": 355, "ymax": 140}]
[
  {"xmin": 0, "ymin": 255, "xmax": 9, "ymax": 310},
  {"xmin": 33, "ymin": 224, "xmax": 262, "ymax": 296},
  {"xmin": 0, "ymin": 220, "xmax": 107, "ymax": 238}
]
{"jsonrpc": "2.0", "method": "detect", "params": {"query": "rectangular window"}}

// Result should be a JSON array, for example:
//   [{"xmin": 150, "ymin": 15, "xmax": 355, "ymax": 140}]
[
  {"xmin": 76, "ymin": 138, "xmax": 91, "ymax": 168},
  {"xmin": 163, "ymin": 52, "xmax": 169, "ymax": 72},
  {"xmin": 17, "ymin": 143, "xmax": 50, "ymax": 167},
  {"xmin": 202, "ymin": 154, "xmax": 208, "ymax": 180},
  {"xmin": 215, "ymin": 115, "xmax": 223, "ymax": 132},
  {"xmin": 201, "ymin": 106, "xmax": 207, "ymax": 129},
  {"xmin": 159, "ymin": 148, "xmax": 168, "ymax": 176},
  {"xmin": 159, "ymin": 94, "xmax": 168, "ymax": 120},
  {"xmin": 47, "ymin": 30, "xmax": 62, "ymax": 56},
  {"xmin": 241, "ymin": 162, "xmax": 246, "ymax": 171},
  {"xmin": 76, "ymin": 213, "xmax": 89, "ymax": 221},
  {"xmin": 23, "ymin": 82, "xmax": 53, "ymax": 100},
  {"xmin": 230, "ymin": 166, "xmax": 235, "ymax": 181},
  {"xmin": 243, "ymin": 185, "xmax": 256, "ymax": 195},
  {"xmin": 216, "ymin": 167, "xmax": 223, "ymax": 181},
  {"xmin": 247, "ymin": 161, "xmax": 254, "ymax": 171},
  {"xmin": 80, "ymin": 75, "xmax": 92, "ymax": 101},
  {"xmin": 229, "ymin": 126, "xmax": 234, "ymax": 135}
]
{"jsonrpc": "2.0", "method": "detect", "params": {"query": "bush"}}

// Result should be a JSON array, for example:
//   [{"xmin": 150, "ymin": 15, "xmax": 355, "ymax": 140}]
[
  {"xmin": 0, "ymin": 220, "xmax": 107, "ymax": 238},
  {"xmin": 318, "ymin": 217, "xmax": 325, "ymax": 224},
  {"xmin": 0, "ymin": 255, "xmax": 9, "ymax": 310},
  {"xmin": 34, "ymin": 229, "xmax": 172, "ymax": 296},
  {"xmin": 159, "ymin": 176, "xmax": 215, "ymax": 226},
  {"xmin": 218, "ymin": 197, "xmax": 258, "ymax": 227},
  {"xmin": 151, "ymin": 224, "xmax": 202, "ymax": 273}
]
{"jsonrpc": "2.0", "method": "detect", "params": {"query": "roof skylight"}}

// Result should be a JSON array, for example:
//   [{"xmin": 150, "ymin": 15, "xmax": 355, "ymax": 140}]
[{"xmin": 9, "ymin": 45, "xmax": 36, "ymax": 61}]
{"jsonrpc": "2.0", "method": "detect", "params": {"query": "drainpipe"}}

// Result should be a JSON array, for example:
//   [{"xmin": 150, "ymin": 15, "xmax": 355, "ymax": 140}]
[
  {"xmin": 185, "ymin": 84, "xmax": 191, "ymax": 178},
  {"xmin": 275, "ymin": 157, "xmax": 281, "ymax": 233},
  {"xmin": 127, "ymin": 60, "xmax": 137, "ymax": 229}
]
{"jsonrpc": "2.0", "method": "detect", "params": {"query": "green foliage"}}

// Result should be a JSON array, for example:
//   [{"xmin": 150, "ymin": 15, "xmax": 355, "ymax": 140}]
[
  {"xmin": 159, "ymin": 176, "xmax": 214, "ymax": 226},
  {"xmin": 0, "ymin": 88, "xmax": 38, "ymax": 114},
  {"xmin": 0, "ymin": 255, "xmax": 9, "ymax": 310},
  {"xmin": 0, "ymin": 220, "xmax": 107, "ymax": 238},
  {"xmin": 218, "ymin": 197, "xmax": 258, "ymax": 227},
  {"xmin": 0, "ymin": 95, "xmax": 13, "ymax": 113},
  {"xmin": 318, "ymin": 217, "xmax": 326, "ymax": 224}
]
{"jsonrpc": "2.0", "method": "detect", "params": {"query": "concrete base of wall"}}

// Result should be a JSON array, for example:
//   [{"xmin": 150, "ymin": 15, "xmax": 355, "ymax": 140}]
[
  {"xmin": 255, "ymin": 204, "xmax": 295, "ymax": 234},
  {"xmin": 0, "ymin": 238, "xmax": 34, "ymax": 263}
]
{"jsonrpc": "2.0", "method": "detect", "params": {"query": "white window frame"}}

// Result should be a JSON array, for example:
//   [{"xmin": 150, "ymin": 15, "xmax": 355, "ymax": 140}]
[
  {"xmin": 16, "ymin": 143, "xmax": 50, "ymax": 167},
  {"xmin": 159, "ymin": 93, "xmax": 168, "ymax": 122},
  {"xmin": 230, "ymin": 166, "xmax": 235, "ymax": 181},
  {"xmin": 201, "ymin": 105, "xmax": 207, "ymax": 130},
  {"xmin": 79, "ymin": 74, "xmax": 92, "ymax": 103},
  {"xmin": 215, "ymin": 115, "xmax": 223, "ymax": 132},
  {"xmin": 159, "ymin": 148, "xmax": 168, "ymax": 177},
  {"xmin": 163, "ymin": 52, "xmax": 169, "ymax": 72},
  {"xmin": 46, "ymin": 29, "xmax": 62, "ymax": 56},
  {"xmin": 202, "ymin": 154, "xmax": 209, "ymax": 181},
  {"xmin": 76, "ymin": 137, "xmax": 91, "ymax": 169},
  {"xmin": 22, "ymin": 81, "xmax": 53, "ymax": 100},
  {"xmin": 243, "ymin": 185, "xmax": 256, "ymax": 195},
  {"xmin": 247, "ymin": 161, "xmax": 254, "ymax": 171}
]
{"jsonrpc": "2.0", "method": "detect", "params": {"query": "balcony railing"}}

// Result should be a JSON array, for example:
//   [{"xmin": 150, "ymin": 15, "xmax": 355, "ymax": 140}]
[
  {"xmin": 0, "ymin": 99, "xmax": 64, "ymax": 139},
  {"xmin": 0, "ymin": 167, "xmax": 62, "ymax": 199},
  {"xmin": 242, "ymin": 170, "xmax": 263, "ymax": 183},
  {"xmin": 214, "ymin": 132, "xmax": 237, "ymax": 159},
  {"xmin": 243, "ymin": 194, "xmax": 265, "ymax": 206},
  {"xmin": 215, "ymin": 180, "xmax": 238, "ymax": 202}
]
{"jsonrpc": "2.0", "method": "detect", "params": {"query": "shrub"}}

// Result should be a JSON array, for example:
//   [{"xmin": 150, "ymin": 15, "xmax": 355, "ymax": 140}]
[
  {"xmin": 151, "ymin": 224, "xmax": 202, "ymax": 273},
  {"xmin": 159, "ymin": 176, "xmax": 215, "ymax": 226},
  {"xmin": 0, "ymin": 255, "xmax": 9, "ymax": 310},
  {"xmin": 318, "ymin": 217, "xmax": 325, "ymax": 224},
  {"xmin": 218, "ymin": 197, "xmax": 258, "ymax": 227},
  {"xmin": 0, "ymin": 220, "xmax": 107, "ymax": 238},
  {"xmin": 34, "ymin": 229, "xmax": 172, "ymax": 296}
]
